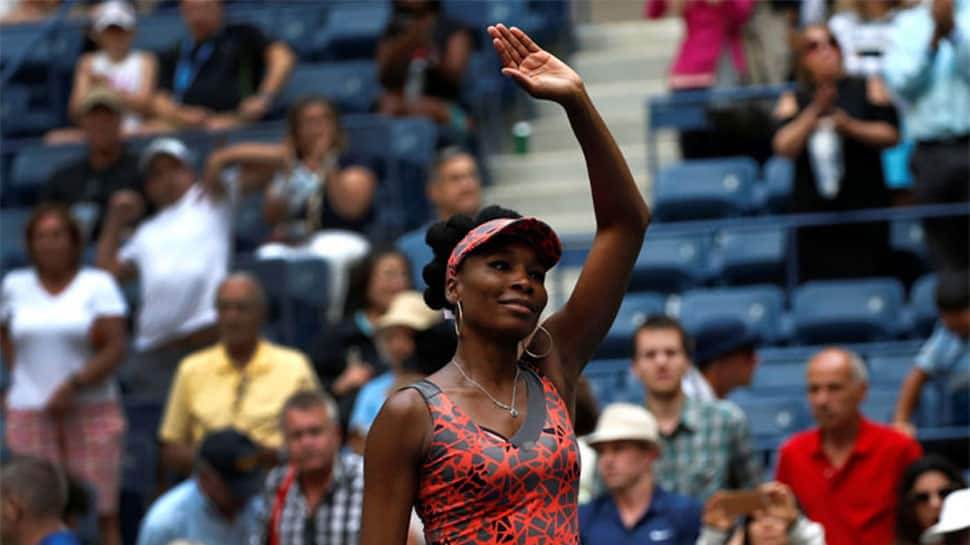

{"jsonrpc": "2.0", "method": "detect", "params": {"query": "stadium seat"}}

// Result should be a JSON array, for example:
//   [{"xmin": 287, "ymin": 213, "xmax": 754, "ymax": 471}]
[
  {"xmin": 629, "ymin": 233, "xmax": 711, "ymax": 293},
  {"xmin": 729, "ymin": 394, "xmax": 809, "ymax": 451},
  {"xmin": 313, "ymin": 2, "xmax": 391, "ymax": 60},
  {"xmin": 120, "ymin": 397, "xmax": 165, "ymax": 545},
  {"xmin": 1, "ymin": 207, "xmax": 32, "ymax": 273},
  {"xmin": 792, "ymin": 278, "xmax": 907, "ymax": 344},
  {"xmin": 714, "ymin": 227, "xmax": 788, "ymax": 286},
  {"xmin": 9, "ymin": 144, "xmax": 86, "ymax": 206},
  {"xmin": 861, "ymin": 388, "xmax": 899, "ymax": 423},
  {"xmin": 867, "ymin": 353, "xmax": 914, "ymax": 388},
  {"xmin": 678, "ymin": 285, "xmax": 788, "ymax": 344},
  {"xmin": 277, "ymin": 61, "xmax": 380, "ymax": 115},
  {"xmin": 233, "ymin": 192, "xmax": 271, "ymax": 253},
  {"xmin": 0, "ymin": 20, "xmax": 82, "ymax": 74},
  {"xmin": 285, "ymin": 256, "xmax": 330, "ymax": 353},
  {"xmin": 388, "ymin": 117, "xmax": 439, "ymax": 230},
  {"xmin": 759, "ymin": 156, "xmax": 793, "ymax": 213},
  {"xmin": 131, "ymin": 14, "xmax": 185, "ymax": 54},
  {"xmin": 910, "ymin": 274, "xmax": 937, "ymax": 338},
  {"xmin": 582, "ymin": 359, "xmax": 644, "ymax": 407},
  {"xmin": 652, "ymin": 157, "xmax": 759, "ymax": 221},
  {"xmin": 598, "ymin": 292, "xmax": 668, "ymax": 359},
  {"xmin": 223, "ymin": 121, "xmax": 287, "ymax": 145},
  {"xmin": 891, "ymin": 220, "xmax": 929, "ymax": 286},
  {"xmin": 0, "ymin": 84, "xmax": 58, "ymax": 138},
  {"xmin": 273, "ymin": 5, "xmax": 330, "ymax": 58},
  {"xmin": 750, "ymin": 361, "xmax": 805, "ymax": 392},
  {"xmin": 442, "ymin": 0, "xmax": 529, "ymax": 29}
]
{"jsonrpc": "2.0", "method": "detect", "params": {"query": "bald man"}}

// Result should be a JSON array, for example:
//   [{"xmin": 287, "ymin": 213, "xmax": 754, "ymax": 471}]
[
  {"xmin": 158, "ymin": 273, "xmax": 319, "ymax": 476},
  {"xmin": 776, "ymin": 348, "xmax": 922, "ymax": 545}
]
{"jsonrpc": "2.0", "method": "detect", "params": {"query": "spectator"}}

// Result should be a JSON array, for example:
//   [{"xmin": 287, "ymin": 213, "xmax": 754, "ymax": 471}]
[
  {"xmin": 347, "ymin": 290, "xmax": 441, "ymax": 453},
  {"xmin": 921, "ymin": 488, "xmax": 970, "ymax": 545},
  {"xmin": 776, "ymin": 348, "xmax": 923, "ymax": 545},
  {"xmin": 579, "ymin": 403, "xmax": 702, "ymax": 545},
  {"xmin": 376, "ymin": 0, "xmax": 475, "ymax": 136},
  {"xmin": 310, "ymin": 247, "xmax": 411, "ymax": 426},
  {"xmin": 884, "ymin": 0, "xmax": 970, "ymax": 273},
  {"xmin": 698, "ymin": 482, "xmax": 826, "ymax": 545},
  {"xmin": 43, "ymin": 87, "xmax": 144, "ymax": 238},
  {"xmin": 0, "ymin": 0, "xmax": 61, "ymax": 25},
  {"xmin": 0, "ymin": 456, "xmax": 80, "ymax": 545},
  {"xmin": 255, "ymin": 390, "xmax": 364, "ymax": 545},
  {"xmin": 741, "ymin": 0, "xmax": 798, "ymax": 85},
  {"xmin": 96, "ymin": 137, "xmax": 262, "ymax": 398},
  {"xmin": 646, "ymin": 0, "xmax": 756, "ymax": 158},
  {"xmin": 1, "ymin": 204, "xmax": 127, "ymax": 545},
  {"xmin": 895, "ymin": 270, "xmax": 969, "ymax": 435},
  {"xmin": 152, "ymin": 0, "xmax": 295, "ymax": 131},
  {"xmin": 158, "ymin": 273, "xmax": 318, "ymax": 477},
  {"xmin": 682, "ymin": 317, "xmax": 760, "ymax": 401},
  {"xmin": 63, "ymin": 1, "xmax": 158, "ymax": 139},
  {"xmin": 631, "ymin": 315, "xmax": 761, "ymax": 502},
  {"xmin": 773, "ymin": 23, "xmax": 900, "ymax": 282},
  {"xmin": 396, "ymin": 147, "xmax": 482, "ymax": 288},
  {"xmin": 896, "ymin": 455, "xmax": 968, "ymax": 545},
  {"xmin": 137, "ymin": 429, "xmax": 265, "ymax": 545},
  {"xmin": 830, "ymin": 0, "xmax": 903, "ymax": 77}
]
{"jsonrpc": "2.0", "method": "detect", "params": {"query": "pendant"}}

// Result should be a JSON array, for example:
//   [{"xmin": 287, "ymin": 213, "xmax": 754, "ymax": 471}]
[{"xmin": 510, "ymin": 408, "xmax": 519, "ymax": 418}]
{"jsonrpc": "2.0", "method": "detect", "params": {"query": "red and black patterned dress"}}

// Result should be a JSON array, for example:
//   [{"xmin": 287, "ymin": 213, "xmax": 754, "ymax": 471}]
[{"xmin": 406, "ymin": 364, "xmax": 581, "ymax": 545}]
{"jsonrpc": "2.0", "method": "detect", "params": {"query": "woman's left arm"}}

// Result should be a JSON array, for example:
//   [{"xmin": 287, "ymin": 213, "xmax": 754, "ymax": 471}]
[
  {"xmin": 833, "ymin": 77, "xmax": 899, "ymax": 149},
  {"xmin": 488, "ymin": 25, "xmax": 651, "ymax": 384}
]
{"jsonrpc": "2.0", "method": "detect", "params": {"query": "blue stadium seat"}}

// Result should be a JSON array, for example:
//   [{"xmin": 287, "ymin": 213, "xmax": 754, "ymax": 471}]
[
  {"xmin": 678, "ymin": 285, "xmax": 788, "ymax": 344},
  {"xmin": 277, "ymin": 62, "xmax": 380, "ymax": 115},
  {"xmin": 120, "ymin": 397, "xmax": 165, "ymax": 545},
  {"xmin": 911, "ymin": 274, "xmax": 937, "ymax": 338},
  {"xmin": 629, "ymin": 233, "xmax": 711, "ymax": 293},
  {"xmin": 223, "ymin": 121, "xmax": 287, "ymax": 145},
  {"xmin": 653, "ymin": 157, "xmax": 759, "ymax": 221},
  {"xmin": 286, "ymin": 257, "xmax": 330, "ymax": 353},
  {"xmin": 729, "ymin": 394, "xmax": 809, "ymax": 451},
  {"xmin": 9, "ymin": 144, "xmax": 86, "ymax": 206},
  {"xmin": 759, "ymin": 156, "xmax": 793, "ymax": 213},
  {"xmin": 313, "ymin": 2, "xmax": 391, "ymax": 60},
  {"xmin": 867, "ymin": 353, "xmax": 914, "ymax": 388},
  {"xmin": 598, "ymin": 292, "xmax": 668, "ymax": 359},
  {"xmin": 750, "ymin": 362, "xmax": 805, "ymax": 392},
  {"xmin": 1, "ymin": 84, "xmax": 58, "ymax": 138},
  {"xmin": 582, "ymin": 359, "xmax": 644, "ymax": 407},
  {"xmin": 861, "ymin": 388, "xmax": 899, "ymax": 423},
  {"xmin": 891, "ymin": 220, "xmax": 929, "ymax": 285},
  {"xmin": 0, "ymin": 21, "xmax": 82, "ymax": 74},
  {"xmin": 1, "ymin": 207, "xmax": 32, "ymax": 273},
  {"xmin": 273, "ymin": 5, "xmax": 330, "ymax": 58},
  {"xmin": 388, "ymin": 117, "xmax": 438, "ymax": 230},
  {"xmin": 442, "ymin": 0, "xmax": 529, "ymax": 29},
  {"xmin": 792, "ymin": 278, "xmax": 907, "ymax": 344},
  {"xmin": 714, "ymin": 227, "xmax": 788, "ymax": 286},
  {"xmin": 131, "ymin": 14, "xmax": 185, "ymax": 54},
  {"xmin": 233, "ymin": 192, "xmax": 271, "ymax": 253}
]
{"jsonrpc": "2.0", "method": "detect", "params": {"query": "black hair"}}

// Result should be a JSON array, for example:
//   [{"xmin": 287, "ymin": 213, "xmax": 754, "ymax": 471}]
[
  {"xmin": 896, "ymin": 455, "xmax": 968, "ymax": 545},
  {"xmin": 936, "ymin": 271, "xmax": 970, "ymax": 313},
  {"xmin": 342, "ymin": 246, "xmax": 413, "ymax": 319},
  {"xmin": 632, "ymin": 314, "xmax": 694, "ymax": 360},
  {"xmin": 422, "ymin": 204, "xmax": 522, "ymax": 311}
]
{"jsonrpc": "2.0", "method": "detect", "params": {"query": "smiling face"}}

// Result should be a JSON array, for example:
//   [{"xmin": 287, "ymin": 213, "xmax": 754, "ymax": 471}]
[
  {"xmin": 800, "ymin": 25, "xmax": 843, "ymax": 83},
  {"xmin": 448, "ymin": 238, "xmax": 548, "ymax": 341}
]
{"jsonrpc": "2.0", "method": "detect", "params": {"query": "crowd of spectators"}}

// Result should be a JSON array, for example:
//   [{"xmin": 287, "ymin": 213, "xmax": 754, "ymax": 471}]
[{"xmin": 1, "ymin": 1, "xmax": 968, "ymax": 545}]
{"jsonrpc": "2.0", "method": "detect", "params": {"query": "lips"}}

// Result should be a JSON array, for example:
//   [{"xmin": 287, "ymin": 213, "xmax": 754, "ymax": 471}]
[{"xmin": 499, "ymin": 298, "xmax": 537, "ymax": 315}]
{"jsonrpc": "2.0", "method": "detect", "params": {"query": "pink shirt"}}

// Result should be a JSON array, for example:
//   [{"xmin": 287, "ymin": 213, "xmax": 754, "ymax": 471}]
[{"xmin": 646, "ymin": 0, "xmax": 755, "ymax": 89}]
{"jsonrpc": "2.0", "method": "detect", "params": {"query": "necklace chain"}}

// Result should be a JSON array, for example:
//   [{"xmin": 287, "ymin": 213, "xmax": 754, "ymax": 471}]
[{"xmin": 452, "ymin": 358, "xmax": 521, "ymax": 418}]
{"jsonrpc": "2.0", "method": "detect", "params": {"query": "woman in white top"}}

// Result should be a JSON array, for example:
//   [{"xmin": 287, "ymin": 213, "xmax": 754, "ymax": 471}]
[{"xmin": 1, "ymin": 204, "xmax": 128, "ymax": 545}]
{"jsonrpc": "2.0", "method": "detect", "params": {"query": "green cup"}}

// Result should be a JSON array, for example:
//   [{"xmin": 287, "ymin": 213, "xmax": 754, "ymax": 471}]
[{"xmin": 512, "ymin": 121, "xmax": 532, "ymax": 154}]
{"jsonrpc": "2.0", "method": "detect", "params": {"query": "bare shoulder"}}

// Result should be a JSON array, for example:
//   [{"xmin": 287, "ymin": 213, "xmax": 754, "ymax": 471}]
[
  {"xmin": 866, "ymin": 77, "xmax": 893, "ymax": 106},
  {"xmin": 773, "ymin": 91, "xmax": 799, "ymax": 120},
  {"xmin": 371, "ymin": 386, "xmax": 433, "ymax": 448}
]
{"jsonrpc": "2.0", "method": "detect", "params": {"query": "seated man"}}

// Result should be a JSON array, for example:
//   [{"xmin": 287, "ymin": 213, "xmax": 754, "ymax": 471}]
[
  {"xmin": 0, "ymin": 456, "xmax": 81, "ymax": 545},
  {"xmin": 158, "ymin": 273, "xmax": 318, "ymax": 476},
  {"xmin": 44, "ymin": 87, "xmax": 143, "ymax": 238},
  {"xmin": 580, "ymin": 403, "xmax": 702, "ymax": 545},
  {"xmin": 136, "ymin": 429, "xmax": 265, "ymax": 545},
  {"xmin": 683, "ymin": 317, "xmax": 760, "ymax": 401},
  {"xmin": 895, "ymin": 270, "xmax": 970, "ymax": 434},
  {"xmin": 777, "ymin": 348, "xmax": 923, "ymax": 545},
  {"xmin": 152, "ymin": 0, "xmax": 295, "ymax": 130}
]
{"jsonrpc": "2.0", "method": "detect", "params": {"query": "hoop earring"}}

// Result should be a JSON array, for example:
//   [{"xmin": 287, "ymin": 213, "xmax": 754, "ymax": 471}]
[
  {"xmin": 453, "ymin": 301, "xmax": 463, "ymax": 337},
  {"xmin": 523, "ymin": 325, "xmax": 553, "ymax": 359}
]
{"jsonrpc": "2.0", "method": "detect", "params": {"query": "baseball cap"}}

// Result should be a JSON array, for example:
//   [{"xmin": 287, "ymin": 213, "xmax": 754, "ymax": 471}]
[
  {"xmin": 139, "ymin": 137, "xmax": 194, "ymax": 173},
  {"xmin": 79, "ymin": 86, "xmax": 124, "ymax": 115},
  {"xmin": 197, "ymin": 429, "xmax": 266, "ymax": 500},
  {"xmin": 377, "ymin": 291, "xmax": 441, "ymax": 332},
  {"xmin": 446, "ymin": 217, "xmax": 562, "ymax": 282},
  {"xmin": 692, "ymin": 317, "xmax": 760, "ymax": 370},
  {"xmin": 92, "ymin": 0, "xmax": 136, "ymax": 32},
  {"xmin": 922, "ymin": 488, "xmax": 970, "ymax": 543},
  {"xmin": 585, "ymin": 403, "xmax": 659, "ymax": 448}
]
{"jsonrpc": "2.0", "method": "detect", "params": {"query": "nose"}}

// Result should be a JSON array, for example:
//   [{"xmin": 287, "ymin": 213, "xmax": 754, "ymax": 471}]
[{"xmin": 509, "ymin": 267, "xmax": 535, "ymax": 294}]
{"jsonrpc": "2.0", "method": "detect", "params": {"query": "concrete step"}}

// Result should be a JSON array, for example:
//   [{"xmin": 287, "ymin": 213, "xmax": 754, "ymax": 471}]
[
  {"xmin": 536, "ymin": 78, "xmax": 667, "ymax": 118},
  {"xmin": 486, "ymin": 174, "xmax": 650, "ymax": 203},
  {"xmin": 571, "ymin": 46, "xmax": 673, "ymax": 85},
  {"xmin": 575, "ymin": 20, "xmax": 683, "ymax": 52},
  {"xmin": 529, "ymin": 114, "xmax": 646, "ymax": 153}
]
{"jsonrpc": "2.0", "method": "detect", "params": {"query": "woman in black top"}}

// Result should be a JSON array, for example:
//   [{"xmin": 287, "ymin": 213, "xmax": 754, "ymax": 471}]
[{"xmin": 773, "ymin": 24, "xmax": 899, "ymax": 282}]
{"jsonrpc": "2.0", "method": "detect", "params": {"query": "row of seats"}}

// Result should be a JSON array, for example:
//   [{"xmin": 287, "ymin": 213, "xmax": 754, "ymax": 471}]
[{"xmin": 598, "ymin": 275, "xmax": 940, "ymax": 358}]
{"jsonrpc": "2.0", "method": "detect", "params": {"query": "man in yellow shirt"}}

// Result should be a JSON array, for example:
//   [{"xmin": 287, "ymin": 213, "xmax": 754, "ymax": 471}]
[{"xmin": 158, "ymin": 272, "xmax": 319, "ymax": 476}]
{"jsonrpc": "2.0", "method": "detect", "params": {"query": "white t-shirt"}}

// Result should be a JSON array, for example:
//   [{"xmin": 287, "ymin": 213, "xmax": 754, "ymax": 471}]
[
  {"xmin": 91, "ymin": 50, "xmax": 149, "ymax": 130},
  {"xmin": 120, "ymin": 183, "xmax": 236, "ymax": 350},
  {"xmin": 1, "ymin": 268, "xmax": 127, "ymax": 409}
]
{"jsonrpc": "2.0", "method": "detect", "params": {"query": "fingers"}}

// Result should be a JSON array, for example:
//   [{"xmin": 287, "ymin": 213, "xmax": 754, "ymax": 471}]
[
  {"xmin": 500, "ymin": 67, "xmax": 533, "ymax": 92},
  {"xmin": 496, "ymin": 24, "xmax": 530, "ymax": 62},
  {"xmin": 489, "ymin": 24, "xmax": 524, "ymax": 65},
  {"xmin": 491, "ymin": 36, "xmax": 516, "ymax": 69},
  {"xmin": 509, "ymin": 26, "xmax": 540, "ymax": 53}
]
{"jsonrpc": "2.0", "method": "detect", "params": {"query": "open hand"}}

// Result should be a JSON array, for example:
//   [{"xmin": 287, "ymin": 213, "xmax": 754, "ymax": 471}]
[
  {"xmin": 488, "ymin": 24, "xmax": 584, "ymax": 106},
  {"xmin": 703, "ymin": 492, "xmax": 735, "ymax": 531}
]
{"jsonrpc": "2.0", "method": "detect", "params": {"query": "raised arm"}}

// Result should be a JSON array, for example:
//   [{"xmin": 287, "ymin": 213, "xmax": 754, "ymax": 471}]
[{"xmin": 488, "ymin": 25, "xmax": 651, "ymax": 383}]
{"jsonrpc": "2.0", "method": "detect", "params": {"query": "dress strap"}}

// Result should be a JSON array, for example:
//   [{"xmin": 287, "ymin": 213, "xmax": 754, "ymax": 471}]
[{"xmin": 401, "ymin": 379, "xmax": 442, "ymax": 402}]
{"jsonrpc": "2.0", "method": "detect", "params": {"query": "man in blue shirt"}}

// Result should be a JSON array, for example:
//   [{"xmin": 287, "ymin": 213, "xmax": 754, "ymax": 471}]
[
  {"xmin": 883, "ymin": 0, "xmax": 970, "ymax": 272},
  {"xmin": 0, "ymin": 456, "xmax": 81, "ymax": 545},
  {"xmin": 137, "ymin": 429, "xmax": 266, "ymax": 545},
  {"xmin": 895, "ymin": 270, "xmax": 970, "ymax": 435},
  {"xmin": 580, "ymin": 403, "xmax": 702, "ymax": 545}
]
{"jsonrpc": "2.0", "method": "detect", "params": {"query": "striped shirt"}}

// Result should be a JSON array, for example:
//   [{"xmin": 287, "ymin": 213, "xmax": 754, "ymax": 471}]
[
  {"xmin": 653, "ymin": 396, "xmax": 762, "ymax": 502},
  {"xmin": 255, "ymin": 452, "xmax": 364, "ymax": 545}
]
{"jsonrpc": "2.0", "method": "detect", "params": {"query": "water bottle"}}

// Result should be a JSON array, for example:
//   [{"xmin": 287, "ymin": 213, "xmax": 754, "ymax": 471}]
[
  {"xmin": 404, "ymin": 49, "xmax": 429, "ymax": 105},
  {"xmin": 808, "ymin": 117, "xmax": 843, "ymax": 199}
]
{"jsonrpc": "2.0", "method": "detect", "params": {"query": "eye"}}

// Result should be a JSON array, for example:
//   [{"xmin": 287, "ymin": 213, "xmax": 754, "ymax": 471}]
[
  {"xmin": 529, "ymin": 270, "xmax": 545, "ymax": 282},
  {"xmin": 488, "ymin": 259, "xmax": 510, "ymax": 271}
]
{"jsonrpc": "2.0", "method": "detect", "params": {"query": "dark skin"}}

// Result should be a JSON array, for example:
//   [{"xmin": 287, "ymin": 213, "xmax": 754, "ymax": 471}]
[{"xmin": 360, "ymin": 24, "xmax": 651, "ymax": 545}]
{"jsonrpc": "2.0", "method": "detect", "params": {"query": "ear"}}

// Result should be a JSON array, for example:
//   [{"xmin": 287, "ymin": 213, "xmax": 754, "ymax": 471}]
[{"xmin": 445, "ymin": 276, "xmax": 460, "ymax": 306}]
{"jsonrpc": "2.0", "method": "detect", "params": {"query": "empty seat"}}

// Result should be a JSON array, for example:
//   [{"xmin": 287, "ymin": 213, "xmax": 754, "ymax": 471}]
[
  {"xmin": 792, "ymin": 278, "xmax": 907, "ymax": 344},
  {"xmin": 750, "ymin": 362, "xmax": 805, "ymax": 392},
  {"xmin": 233, "ymin": 192, "xmax": 271, "ymax": 253},
  {"xmin": 131, "ymin": 14, "xmax": 185, "ymax": 54},
  {"xmin": 9, "ymin": 144, "xmax": 86, "ymax": 206},
  {"xmin": 652, "ymin": 157, "xmax": 759, "ymax": 221},
  {"xmin": 598, "ymin": 292, "xmax": 667, "ymax": 359},
  {"xmin": 286, "ymin": 257, "xmax": 330, "ymax": 353},
  {"xmin": 314, "ymin": 2, "xmax": 391, "ymax": 60},
  {"xmin": 277, "ymin": 61, "xmax": 379, "ymax": 115},
  {"xmin": 911, "ymin": 274, "xmax": 937, "ymax": 337},
  {"xmin": 1, "ymin": 207, "xmax": 32, "ymax": 272},
  {"xmin": 388, "ymin": 117, "xmax": 438, "ymax": 230},
  {"xmin": 629, "ymin": 234, "xmax": 711, "ymax": 293},
  {"xmin": 582, "ymin": 359, "xmax": 644, "ymax": 407},
  {"xmin": 0, "ymin": 21, "xmax": 83, "ymax": 73},
  {"xmin": 891, "ymin": 220, "xmax": 929, "ymax": 286},
  {"xmin": 861, "ymin": 388, "xmax": 899, "ymax": 423},
  {"xmin": 224, "ymin": 121, "xmax": 287, "ymax": 145},
  {"xmin": 867, "ymin": 353, "xmax": 914, "ymax": 388},
  {"xmin": 679, "ymin": 285, "xmax": 788, "ymax": 344},
  {"xmin": 759, "ymin": 156, "xmax": 793, "ymax": 213},
  {"xmin": 714, "ymin": 227, "xmax": 788, "ymax": 286},
  {"xmin": 729, "ymin": 394, "xmax": 809, "ymax": 450}
]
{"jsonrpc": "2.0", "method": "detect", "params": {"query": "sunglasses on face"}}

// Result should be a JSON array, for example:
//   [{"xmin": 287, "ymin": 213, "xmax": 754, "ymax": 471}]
[
  {"xmin": 911, "ymin": 487, "xmax": 959, "ymax": 504},
  {"xmin": 805, "ymin": 36, "xmax": 839, "ymax": 54}
]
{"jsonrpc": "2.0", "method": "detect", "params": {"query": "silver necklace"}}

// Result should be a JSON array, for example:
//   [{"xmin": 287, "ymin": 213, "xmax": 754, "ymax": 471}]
[{"xmin": 452, "ymin": 358, "xmax": 521, "ymax": 418}]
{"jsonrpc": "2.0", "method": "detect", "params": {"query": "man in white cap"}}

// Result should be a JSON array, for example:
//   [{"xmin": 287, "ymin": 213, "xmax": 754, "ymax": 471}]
[
  {"xmin": 96, "ymin": 137, "xmax": 262, "ymax": 398},
  {"xmin": 923, "ymin": 488, "xmax": 970, "ymax": 545},
  {"xmin": 580, "ymin": 403, "xmax": 702, "ymax": 545}
]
